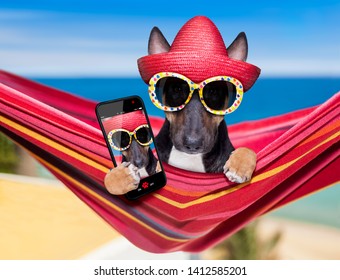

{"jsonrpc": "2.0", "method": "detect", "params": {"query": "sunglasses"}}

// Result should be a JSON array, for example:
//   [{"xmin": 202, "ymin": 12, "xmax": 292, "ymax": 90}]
[
  {"xmin": 148, "ymin": 72, "xmax": 244, "ymax": 115},
  {"xmin": 107, "ymin": 124, "xmax": 153, "ymax": 151}
]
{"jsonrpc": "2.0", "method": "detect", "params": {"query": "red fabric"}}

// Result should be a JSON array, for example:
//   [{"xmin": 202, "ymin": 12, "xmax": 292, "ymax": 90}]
[
  {"xmin": 102, "ymin": 110, "xmax": 147, "ymax": 134},
  {"xmin": 0, "ymin": 69, "xmax": 339, "ymax": 253}
]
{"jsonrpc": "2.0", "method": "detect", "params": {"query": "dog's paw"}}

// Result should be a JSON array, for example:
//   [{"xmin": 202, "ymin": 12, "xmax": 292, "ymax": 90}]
[
  {"xmin": 225, "ymin": 170, "xmax": 244, "ymax": 183},
  {"xmin": 223, "ymin": 147, "xmax": 257, "ymax": 183},
  {"xmin": 104, "ymin": 162, "xmax": 140, "ymax": 195},
  {"xmin": 127, "ymin": 163, "xmax": 141, "ymax": 182}
]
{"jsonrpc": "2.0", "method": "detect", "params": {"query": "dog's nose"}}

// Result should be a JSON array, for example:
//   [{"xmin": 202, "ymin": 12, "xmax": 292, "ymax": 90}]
[
  {"xmin": 134, "ymin": 158, "xmax": 144, "ymax": 168},
  {"xmin": 183, "ymin": 136, "xmax": 203, "ymax": 153}
]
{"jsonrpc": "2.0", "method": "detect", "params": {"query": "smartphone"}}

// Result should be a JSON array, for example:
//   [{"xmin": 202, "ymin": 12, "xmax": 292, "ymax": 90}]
[{"xmin": 96, "ymin": 95, "xmax": 166, "ymax": 200}]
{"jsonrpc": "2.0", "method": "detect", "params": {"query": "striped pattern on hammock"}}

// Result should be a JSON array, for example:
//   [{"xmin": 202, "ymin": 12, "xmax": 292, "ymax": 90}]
[{"xmin": 1, "ymin": 70, "xmax": 339, "ymax": 253}]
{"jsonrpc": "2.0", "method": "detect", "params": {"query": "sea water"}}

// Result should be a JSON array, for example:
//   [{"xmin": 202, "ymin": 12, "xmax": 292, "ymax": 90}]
[
  {"xmin": 34, "ymin": 77, "xmax": 340, "ymax": 124},
  {"xmin": 34, "ymin": 77, "xmax": 340, "ymax": 228}
]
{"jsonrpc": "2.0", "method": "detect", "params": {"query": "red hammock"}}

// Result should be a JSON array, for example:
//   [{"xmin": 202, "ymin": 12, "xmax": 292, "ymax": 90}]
[{"xmin": 0, "ymin": 70, "xmax": 339, "ymax": 253}]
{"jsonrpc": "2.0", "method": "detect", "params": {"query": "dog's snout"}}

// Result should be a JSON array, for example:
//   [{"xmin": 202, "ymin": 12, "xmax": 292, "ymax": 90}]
[
  {"xmin": 128, "ymin": 140, "xmax": 148, "ymax": 168},
  {"xmin": 170, "ymin": 88, "xmax": 220, "ymax": 155},
  {"xmin": 133, "ymin": 157, "xmax": 143, "ymax": 168},
  {"xmin": 131, "ymin": 152, "xmax": 147, "ymax": 168},
  {"xmin": 183, "ymin": 136, "xmax": 203, "ymax": 153}
]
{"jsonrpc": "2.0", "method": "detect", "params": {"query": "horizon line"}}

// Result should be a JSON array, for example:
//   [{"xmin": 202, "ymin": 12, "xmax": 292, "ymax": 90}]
[{"xmin": 27, "ymin": 74, "xmax": 340, "ymax": 79}]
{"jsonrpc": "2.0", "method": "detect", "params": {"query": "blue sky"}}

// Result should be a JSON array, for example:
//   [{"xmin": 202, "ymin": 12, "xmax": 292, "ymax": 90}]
[{"xmin": 1, "ymin": 0, "xmax": 339, "ymax": 77}]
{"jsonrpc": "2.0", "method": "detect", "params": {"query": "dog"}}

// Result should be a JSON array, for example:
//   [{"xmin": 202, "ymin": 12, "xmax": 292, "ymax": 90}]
[
  {"xmin": 150, "ymin": 27, "xmax": 256, "ymax": 180},
  {"xmin": 105, "ymin": 15, "xmax": 259, "ymax": 194}
]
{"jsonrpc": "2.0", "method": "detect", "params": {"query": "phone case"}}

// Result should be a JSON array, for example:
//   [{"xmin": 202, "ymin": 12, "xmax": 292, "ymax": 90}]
[{"xmin": 96, "ymin": 95, "xmax": 166, "ymax": 199}]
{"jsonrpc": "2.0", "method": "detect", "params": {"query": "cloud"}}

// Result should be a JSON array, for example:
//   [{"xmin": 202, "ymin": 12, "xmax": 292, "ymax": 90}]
[
  {"xmin": 255, "ymin": 59, "xmax": 340, "ymax": 77},
  {"xmin": 0, "ymin": 49, "xmax": 140, "ymax": 77},
  {"xmin": 0, "ymin": 9, "xmax": 45, "ymax": 20},
  {"xmin": 1, "ymin": 8, "xmax": 339, "ymax": 77},
  {"xmin": 0, "ymin": 9, "xmax": 147, "ymax": 76}
]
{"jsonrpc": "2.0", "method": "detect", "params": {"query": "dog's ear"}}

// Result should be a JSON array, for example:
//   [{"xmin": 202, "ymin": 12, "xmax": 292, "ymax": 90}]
[
  {"xmin": 227, "ymin": 32, "xmax": 248, "ymax": 62},
  {"xmin": 148, "ymin": 27, "xmax": 171, "ymax": 55}
]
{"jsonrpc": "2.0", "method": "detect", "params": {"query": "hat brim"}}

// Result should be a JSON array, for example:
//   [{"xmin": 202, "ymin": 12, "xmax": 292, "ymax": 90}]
[
  {"xmin": 137, "ymin": 52, "xmax": 261, "ymax": 92},
  {"xmin": 102, "ymin": 110, "xmax": 147, "ymax": 133}
]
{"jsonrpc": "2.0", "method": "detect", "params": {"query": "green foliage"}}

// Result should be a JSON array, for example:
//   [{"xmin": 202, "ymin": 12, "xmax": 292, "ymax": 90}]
[
  {"xmin": 0, "ymin": 132, "xmax": 18, "ymax": 173},
  {"xmin": 208, "ymin": 220, "xmax": 282, "ymax": 260}
]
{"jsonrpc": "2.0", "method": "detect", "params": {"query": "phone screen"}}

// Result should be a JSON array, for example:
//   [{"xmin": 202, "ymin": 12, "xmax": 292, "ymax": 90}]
[{"xmin": 96, "ymin": 96, "xmax": 166, "ymax": 199}]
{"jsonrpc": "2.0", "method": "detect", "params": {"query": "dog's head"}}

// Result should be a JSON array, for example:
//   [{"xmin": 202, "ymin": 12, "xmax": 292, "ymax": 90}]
[{"xmin": 147, "ymin": 28, "xmax": 249, "ymax": 155}]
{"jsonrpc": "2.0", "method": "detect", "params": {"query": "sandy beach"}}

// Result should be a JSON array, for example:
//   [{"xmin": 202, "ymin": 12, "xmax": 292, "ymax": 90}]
[
  {"xmin": 257, "ymin": 217, "xmax": 340, "ymax": 259},
  {"xmin": 0, "ymin": 173, "xmax": 118, "ymax": 259},
  {"xmin": 0, "ymin": 173, "xmax": 339, "ymax": 260}
]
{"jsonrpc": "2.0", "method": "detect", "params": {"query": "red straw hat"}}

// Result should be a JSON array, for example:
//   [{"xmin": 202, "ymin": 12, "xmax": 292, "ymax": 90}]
[
  {"xmin": 138, "ymin": 16, "xmax": 260, "ymax": 92},
  {"xmin": 102, "ymin": 110, "xmax": 147, "ymax": 134}
]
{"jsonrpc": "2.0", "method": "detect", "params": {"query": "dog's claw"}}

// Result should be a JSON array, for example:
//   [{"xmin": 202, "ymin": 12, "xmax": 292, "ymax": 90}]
[
  {"xmin": 223, "ymin": 147, "xmax": 256, "ymax": 184},
  {"xmin": 225, "ymin": 170, "xmax": 246, "ymax": 183}
]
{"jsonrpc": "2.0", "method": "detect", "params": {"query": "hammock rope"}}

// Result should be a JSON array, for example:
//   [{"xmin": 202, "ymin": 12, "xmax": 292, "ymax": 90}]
[{"xmin": 0, "ymin": 70, "xmax": 339, "ymax": 253}]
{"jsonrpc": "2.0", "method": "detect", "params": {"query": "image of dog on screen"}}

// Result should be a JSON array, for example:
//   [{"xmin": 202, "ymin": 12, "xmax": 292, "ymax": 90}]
[{"xmin": 102, "ymin": 110, "xmax": 160, "ymax": 194}]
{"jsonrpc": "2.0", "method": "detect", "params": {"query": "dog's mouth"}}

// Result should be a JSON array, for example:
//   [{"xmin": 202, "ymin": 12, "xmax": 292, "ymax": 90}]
[
  {"xmin": 178, "ymin": 145, "xmax": 204, "ymax": 155},
  {"xmin": 170, "ymin": 123, "xmax": 218, "ymax": 155},
  {"xmin": 131, "ymin": 158, "xmax": 148, "ymax": 169},
  {"xmin": 122, "ymin": 156, "xmax": 147, "ymax": 169},
  {"xmin": 126, "ymin": 151, "xmax": 150, "ymax": 169},
  {"xmin": 173, "ymin": 137, "xmax": 208, "ymax": 155}
]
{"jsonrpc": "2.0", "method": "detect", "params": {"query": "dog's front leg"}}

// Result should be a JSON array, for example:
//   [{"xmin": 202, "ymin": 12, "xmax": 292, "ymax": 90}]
[
  {"xmin": 223, "ymin": 147, "xmax": 257, "ymax": 183},
  {"xmin": 104, "ymin": 162, "xmax": 140, "ymax": 195}
]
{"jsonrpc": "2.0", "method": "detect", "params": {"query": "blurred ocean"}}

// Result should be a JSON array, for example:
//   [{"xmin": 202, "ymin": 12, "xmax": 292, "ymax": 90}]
[
  {"xmin": 34, "ymin": 77, "xmax": 340, "ymax": 124},
  {"xmin": 33, "ymin": 77, "xmax": 340, "ymax": 228}
]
